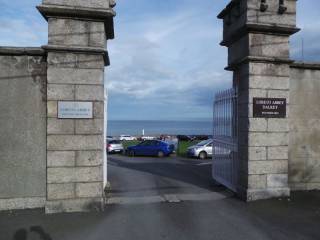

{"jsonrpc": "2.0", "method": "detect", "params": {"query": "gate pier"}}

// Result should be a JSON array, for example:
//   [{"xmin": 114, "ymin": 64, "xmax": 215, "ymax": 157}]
[
  {"xmin": 37, "ymin": 0, "xmax": 115, "ymax": 213},
  {"xmin": 217, "ymin": 0, "xmax": 299, "ymax": 201}
]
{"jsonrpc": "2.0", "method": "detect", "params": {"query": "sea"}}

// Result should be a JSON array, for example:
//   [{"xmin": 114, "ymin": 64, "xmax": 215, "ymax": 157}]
[{"xmin": 107, "ymin": 120, "xmax": 212, "ymax": 137}]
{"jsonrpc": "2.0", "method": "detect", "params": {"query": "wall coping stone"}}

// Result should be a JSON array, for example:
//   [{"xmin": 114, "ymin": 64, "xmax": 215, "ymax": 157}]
[
  {"xmin": 218, "ymin": 0, "xmax": 298, "ymax": 19},
  {"xmin": 42, "ymin": 45, "xmax": 110, "ymax": 66},
  {"xmin": 37, "ymin": 4, "xmax": 116, "ymax": 20},
  {"xmin": 217, "ymin": 0, "xmax": 240, "ymax": 19},
  {"xmin": 0, "ymin": 47, "xmax": 45, "ymax": 56},
  {"xmin": 37, "ymin": 4, "xmax": 115, "ymax": 39},
  {"xmin": 220, "ymin": 23, "xmax": 300, "ymax": 47},
  {"xmin": 291, "ymin": 62, "xmax": 320, "ymax": 70},
  {"xmin": 226, "ymin": 56, "xmax": 294, "ymax": 71}
]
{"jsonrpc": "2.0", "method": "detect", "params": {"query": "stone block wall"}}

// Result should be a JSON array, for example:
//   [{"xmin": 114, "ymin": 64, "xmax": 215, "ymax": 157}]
[
  {"xmin": 0, "ymin": 48, "xmax": 47, "ymax": 211},
  {"xmin": 219, "ymin": 0, "xmax": 298, "ymax": 201},
  {"xmin": 46, "ymin": 52, "xmax": 106, "ymax": 213},
  {"xmin": 289, "ymin": 63, "xmax": 320, "ymax": 190},
  {"xmin": 38, "ymin": 0, "xmax": 115, "ymax": 213},
  {"xmin": 235, "ymin": 61, "xmax": 291, "ymax": 200}
]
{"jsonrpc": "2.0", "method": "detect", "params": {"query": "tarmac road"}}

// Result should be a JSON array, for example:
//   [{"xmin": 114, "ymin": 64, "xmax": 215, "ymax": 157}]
[
  {"xmin": 0, "ymin": 154, "xmax": 320, "ymax": 240},
  {"xmin": 107, "ymin": 154, "xmax": 227, "ymax": 200}
]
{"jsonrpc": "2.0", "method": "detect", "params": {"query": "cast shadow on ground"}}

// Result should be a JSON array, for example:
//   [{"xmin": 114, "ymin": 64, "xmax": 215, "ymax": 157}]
[
  {"xmin": 13, "ymin": 226, "xmax": 52, "ymax": 240},
  {"xmin": 108, "ymin": 157, "xmax": 225, "ymax": 192}
]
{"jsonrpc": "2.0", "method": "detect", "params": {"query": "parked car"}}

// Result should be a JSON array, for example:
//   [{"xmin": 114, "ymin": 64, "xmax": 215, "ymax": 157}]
[
  {"xmin": 192, "ymin": 135, "xmax": 210, "ymax": 141},
  {"xmin": 119, "ymin": 135, "xmax": 136, "ymax": 141},
  {"xmin": 107, "ymin": 136, "xmax": 114, "ymax": 141},
  {"xmin": 126, "ymin": 140, "xmax": 174, "ymax": 157},
  {"xmin": 177, "ymin": 135, "xmax": 192, "ymax": 141},
  {"xmin": 107, "ymin": 140, "xmax": 124, "ymax": 153},
  {"xmin": 141, "ymin": 136, "xmax": 156, "ymax": 140},
  {"xmin": 187, "ymin": 139, "xmax": 213, "ymax": 159}
]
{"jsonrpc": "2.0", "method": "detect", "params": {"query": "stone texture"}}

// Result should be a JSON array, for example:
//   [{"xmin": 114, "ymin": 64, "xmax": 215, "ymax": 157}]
[
  {"xmin": 268, "ymin": 119, "xmax": 289, "ymax": 132},
  {"xmin": 289, "ymin": 67, "xmax": 320, "ymax": 190},
  {"xmin": 45, "ymin": 197, "xmax": 104, "ymax": 214},
  {"xmin": 248, "ymin": 175, "xmax": 267, "ymax": 189},
  {"xmin": 43, "ymin": 0, "xmax": 111, "ymax": 9},
  {"xmin": 249, "ymin": 75, "xmax": 290, "ymax": 90},
  {"xmin": 247, "ymin": 0, "xmax": 297, "ymax": 26},
  {"xmin": 75, "ymin": 85, "xmax": 104, "ymax": 101},
  {"xmin": 47, "ymin": 68, "xmax": 104, "ymax": 85},
  {"xmin": 43, "ymin": 0, "xmax": 110, "ymax": 214},
  {"xmin": 0, "ymin": 197, "xmax": 46, "ymax": 211},
  {"xmin": 93, "ymin": 102, "xmax": 105, "ymax": 119},
  {"xmin": 0, "ymin": 54, "xmax": 46, "ymax": 202},
  {"xmin": 249, "ymin": 160, "xmax": 288, "ymax": 175},
  {"xmin": 249, "ymin": 62, "xmax": 290, "ymax": 77},
  {"xmin": 47, "ymin": 101, "xmax": 58, "ymax": 118},
  {"xmin": 76, "ymin": 182, "xmax": 103, "ymax": 198},
  {"xmin": 47, "ymin": 135, "xmax": 103, "ymax": 151},
  {"xmin": 248, "ymin": 133, "xmax": 288, "ymax": 147},
  {"xmin": 268, "ymin": 146, "xmax": 288, "ymax": 160},
  {"xmin": 267, "ymin": 174, "xmax": 288, "ymax": 188},
  {"xmin": 47, "ymin": 118, "xmax": 74, "ymax": 135},
  {"xmin": 47, "ymin": 151, "xmax": 76, "ymax": 167},
  {"xmin": 267, "ymin": 90, "xmax": 290, "ymax": 104},
  {"xmin": 248, "ymin": 147, "xmax": 267, "ymax": 161},
  {"xmin": 47, "ymin": 84, "xmax": 74, "ymax": 100},
  {"xmin": 47, "ymin": 52, "xmax": 104, "ymax": 69},
  {"xmin": 47, "ymin": 183, "xmax": 75, "ymax": 200},
  {"xmin": 247, "ymin": 188, "xmax": 290, "ymax": 202},
  {"xmin": 48, "ymin": 19, "xmax": 106, "ymax": 48},
  {"xmin": 75, "ymin": 119, "xmax": 103, "ymax": 134},
  {"xmin": 76, "ymin": 151, "xmax": 103, "ymax": 166},
  {"xmin": 47, "ymin": 167, "xmax": 103, "ymax": 183},
  {"xmin": 249, "ymin": 34, "xmax": 289, "ymax": 58},
  {"xmin": 248, "ymin": 118, "xmax": 267, "ymax": 132}
]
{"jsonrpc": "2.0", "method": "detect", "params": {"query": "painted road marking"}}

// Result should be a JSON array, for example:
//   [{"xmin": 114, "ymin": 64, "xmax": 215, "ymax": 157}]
[
  {"xmin": 106, "ymin": 192, "xmax": 232, "ymax": 205},
  {"xmin": 196, "ymin": 162, "xmax": 212, "ymax": 166}
]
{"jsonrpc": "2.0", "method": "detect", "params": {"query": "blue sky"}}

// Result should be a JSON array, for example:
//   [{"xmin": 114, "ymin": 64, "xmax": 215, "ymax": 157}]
[{"xmin": 1, "ymin": 0, "xmax": 320, "ymax": 121}]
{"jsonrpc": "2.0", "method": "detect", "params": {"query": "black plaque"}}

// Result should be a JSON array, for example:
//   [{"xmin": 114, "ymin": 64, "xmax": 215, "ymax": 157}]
[{"xmin": 253, "ymin": 98, "xmax": 286, "ymax": 118}]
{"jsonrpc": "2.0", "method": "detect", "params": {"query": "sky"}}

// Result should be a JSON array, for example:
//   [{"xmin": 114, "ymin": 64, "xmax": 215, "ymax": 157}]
[{"xmin": 0, "ymin": 0, "xmax": 320, "ymax": 121}]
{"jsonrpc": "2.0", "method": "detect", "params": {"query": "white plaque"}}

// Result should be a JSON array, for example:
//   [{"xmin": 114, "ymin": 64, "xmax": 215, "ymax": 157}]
[{"xmin": 58, "ymin": 101, "xmax": 93, "ymax": 119}]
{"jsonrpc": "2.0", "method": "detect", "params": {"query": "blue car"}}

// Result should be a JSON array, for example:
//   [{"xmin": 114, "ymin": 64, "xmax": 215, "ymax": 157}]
[{"xmin": 127, "ymin": 140, "xmax": 174, "ymax": 157}]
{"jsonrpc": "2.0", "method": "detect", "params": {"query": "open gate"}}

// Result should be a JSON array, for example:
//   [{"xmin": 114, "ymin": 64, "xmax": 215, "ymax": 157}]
[{"xmin": 212, "ymin": 88, "xmax": 238, "ymax": 192}]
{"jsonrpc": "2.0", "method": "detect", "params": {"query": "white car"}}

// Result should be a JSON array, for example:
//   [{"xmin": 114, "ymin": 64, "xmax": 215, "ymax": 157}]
[
  {"xmin": 119, "ymin": 135, "xmax": 136, "ymax": 141},
  {"xmin": 187, "ymin": 139, "xmax": 213, "ymax": 159},
  {"xmin": 141, "ymin": 136, "xmax": 155, "ymax": 140},
  {"xmin": 107, "ymin": 140, "xmax": 124, "ymax": 153}
]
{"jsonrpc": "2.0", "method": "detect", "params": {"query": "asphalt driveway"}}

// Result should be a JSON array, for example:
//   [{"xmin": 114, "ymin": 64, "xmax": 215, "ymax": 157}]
[
  {"xmin": 107, "ymin": 154, "xmax": 228, "ymax": 200},
  {"xmin": 0, "ymin": 154, "xmax": 320, "ymax": 240}
]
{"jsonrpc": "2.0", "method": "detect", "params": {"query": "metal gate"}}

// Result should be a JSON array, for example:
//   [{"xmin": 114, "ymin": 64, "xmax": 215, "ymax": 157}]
[{"xmin": 212, "ymin": 88, "xmax": 238, "ymax": 192}]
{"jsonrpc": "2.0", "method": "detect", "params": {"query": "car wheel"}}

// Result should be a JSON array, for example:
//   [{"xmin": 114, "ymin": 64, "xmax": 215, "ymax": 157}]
[
  {"xmin": 199, "ymin": 151, "xmax": 207, "ymax": 160},
  {"xmin": 157, "ymin": 151, "xmax": 165, "ymax": 158},
  {"xmin": 129, "ymin": 150, "xmax": 135, "ymax": 157}
]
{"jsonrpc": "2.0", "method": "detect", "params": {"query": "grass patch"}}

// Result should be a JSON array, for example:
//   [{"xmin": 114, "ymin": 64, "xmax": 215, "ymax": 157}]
[{"xmin": 177, "ymin": 140, "xmax": 200, "ymax": 157}]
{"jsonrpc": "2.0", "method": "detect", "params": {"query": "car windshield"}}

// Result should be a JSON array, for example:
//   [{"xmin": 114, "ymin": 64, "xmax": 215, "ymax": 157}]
[
  {"xmin": 196, "ymin": 140, "xmax": 212, "ymax": 146},
  {"xmin": 109, "ymin": 140, "xmax": 121, "ymax": 144}
]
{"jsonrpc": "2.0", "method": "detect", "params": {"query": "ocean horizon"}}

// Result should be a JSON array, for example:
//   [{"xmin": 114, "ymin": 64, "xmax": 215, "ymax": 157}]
[{"xmin": 107, "ymin": 120, "xmax": 213, "ymax": 136}]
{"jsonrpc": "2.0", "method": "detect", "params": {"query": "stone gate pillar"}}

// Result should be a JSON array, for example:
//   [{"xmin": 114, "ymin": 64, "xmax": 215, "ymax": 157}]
[
  {"xmin": 37, "ymin": 0, "xmax": 115, "ymax": 213},
  {"xmin": 218, "ymin": 0, "xmax": 299, "ymax": 200}
]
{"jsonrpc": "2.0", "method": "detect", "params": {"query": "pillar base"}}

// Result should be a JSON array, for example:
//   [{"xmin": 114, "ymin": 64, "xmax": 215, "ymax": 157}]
[
  {"xmin": 45, "ymin": 197, "xmax": 105, "ymax": 214},
  {"xmin": 246, "ymin": 188, "xmax": 290, "ymax": 202}
]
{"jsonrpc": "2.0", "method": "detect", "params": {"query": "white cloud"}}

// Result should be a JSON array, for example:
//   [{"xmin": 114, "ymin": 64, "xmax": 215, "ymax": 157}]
[{"xmin": 106, "ymin": 1, "xmax": 230, "ymax": 114}]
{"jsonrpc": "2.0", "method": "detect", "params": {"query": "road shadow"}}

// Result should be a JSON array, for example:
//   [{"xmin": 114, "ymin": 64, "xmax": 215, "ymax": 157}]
[
  {"xmin": 108, "ymin": 156, "xmax": 225, "ymax": 193},
  {"xmin": 13, "ymin": 226, "xmax": 52, "ymax": 240}
]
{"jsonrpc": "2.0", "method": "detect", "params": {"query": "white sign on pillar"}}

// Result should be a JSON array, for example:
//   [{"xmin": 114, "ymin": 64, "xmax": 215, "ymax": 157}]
[{"xmin": 58, "ymin": 101, "xmax": 93, "ymax": 119}]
